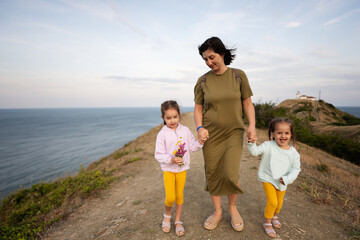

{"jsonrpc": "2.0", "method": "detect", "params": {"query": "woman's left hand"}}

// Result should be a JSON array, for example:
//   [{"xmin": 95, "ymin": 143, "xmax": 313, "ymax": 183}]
[{"xmin": 246, "ymin": 125, "xmax": 257, "ymax": 143}]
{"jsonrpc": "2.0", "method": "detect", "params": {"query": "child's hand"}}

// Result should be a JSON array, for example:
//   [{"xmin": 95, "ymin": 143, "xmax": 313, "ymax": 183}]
[
  {"xmin": 247, "ymin": 136, "xmax": 257, "ymax": 143},
  {"xmin": 199, "ymin": 136, "xmax": 207, "ymax": 144},
  {"xmin": 198, "ymin": 128, "xmax": 209, "ymax": 144},
  {"xmin": 172, "ymin": 157, "xmax": 184, "ymax": 165},
  {"xmin": 279, "ymin": 177, "xmax": 285, "ymax": 185}
]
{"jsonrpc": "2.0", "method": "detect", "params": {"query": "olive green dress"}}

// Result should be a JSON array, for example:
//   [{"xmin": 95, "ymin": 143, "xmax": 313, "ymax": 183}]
[{"xmin": 194, "ymin": 68, "xmax": 253, "ymax": 195}]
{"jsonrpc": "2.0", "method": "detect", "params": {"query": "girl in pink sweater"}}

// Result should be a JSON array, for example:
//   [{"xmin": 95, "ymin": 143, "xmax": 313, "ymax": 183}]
[{"xmin": 155, "ymin": 100, "xmax": 204, "ymax": 236}]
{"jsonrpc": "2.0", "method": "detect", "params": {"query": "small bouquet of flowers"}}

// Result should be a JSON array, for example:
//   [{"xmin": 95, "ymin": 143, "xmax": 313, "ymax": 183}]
[{"xmin": 173, "ymin": 141, "xmax": 187, "ymax": 167}]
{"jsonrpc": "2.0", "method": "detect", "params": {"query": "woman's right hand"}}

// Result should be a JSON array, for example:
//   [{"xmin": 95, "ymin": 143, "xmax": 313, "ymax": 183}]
[{"xmin": 198, "ymin": 127, "xmax": 209, "ymax": 144}]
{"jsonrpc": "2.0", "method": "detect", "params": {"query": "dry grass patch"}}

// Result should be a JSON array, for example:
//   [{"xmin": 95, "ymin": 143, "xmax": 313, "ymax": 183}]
[{"xmin": 255, "ymin": 128, "xmax": 360, "ymax": 235}]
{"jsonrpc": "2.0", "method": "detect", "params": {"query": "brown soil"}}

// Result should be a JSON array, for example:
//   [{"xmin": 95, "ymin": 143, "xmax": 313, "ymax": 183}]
[{"xmin": 44, "ymin": 112, "xmax": 360, "ymax": 240}]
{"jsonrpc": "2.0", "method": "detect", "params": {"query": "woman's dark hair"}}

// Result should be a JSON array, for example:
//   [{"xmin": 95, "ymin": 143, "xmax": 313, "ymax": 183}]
[
  {"xmin": 268, "ymin": 118, "xmax": 296, "ymax": 146},
  {"xmin": 198, "ymin": 36, "xmax": 236, "ymax": 65},
  {"xmin": 161, "ymin": 100, "xmax": 181, "ymax": 125}
]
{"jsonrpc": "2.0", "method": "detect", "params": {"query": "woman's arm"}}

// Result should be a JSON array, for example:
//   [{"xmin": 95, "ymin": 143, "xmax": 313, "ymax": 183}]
[
  {"xmin": 194, "ymin": 104, "xmax": 209, "ymax": 143},
  {"xmin": 242, "ymin": 97, "xmax": 257, "ymax": 142}
]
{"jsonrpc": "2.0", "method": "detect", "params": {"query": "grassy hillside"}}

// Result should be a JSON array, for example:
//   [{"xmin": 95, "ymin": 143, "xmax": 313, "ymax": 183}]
[{"xmin": 254, "ymin": 100, "xmax": 360, "ymax": 165}]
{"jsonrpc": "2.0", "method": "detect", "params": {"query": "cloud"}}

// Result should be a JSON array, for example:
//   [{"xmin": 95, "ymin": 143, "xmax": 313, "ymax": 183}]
[
  {"xmin": 285, "ymin": 22, "xmax": 301, "ymax": 28},
  {"xmin": 324, "ymin": 8, "xmax": 360, "ymax": 26},
  {"xmin": 104, "ymin": 75, "xmax": 193, "ymax": 84},
  {"xmin": 308, "ymin": 45, "xmax": 337, "ymax": 58},
  {"xmin": 62, "ymin": 0, "xmax": 147, "ymax": 37}
]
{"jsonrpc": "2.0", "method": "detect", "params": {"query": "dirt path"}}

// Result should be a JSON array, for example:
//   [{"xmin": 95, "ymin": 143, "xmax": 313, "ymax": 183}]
[{"xmin": 45, "ymin": 113, "xmax": 350, "ymax": 240}]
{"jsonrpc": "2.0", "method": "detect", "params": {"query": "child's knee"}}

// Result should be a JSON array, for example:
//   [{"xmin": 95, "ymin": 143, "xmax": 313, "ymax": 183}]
[
  {"xmin": 267, "ymin": 198, "xmax": 278, "ymax": 210},
  {"xmin": 176, "ymin": 197, "xmax": 184, "ymax": 205},
  {"xmin": 165, "ymin": 196, "xmax": 176, "ymax": 207}
]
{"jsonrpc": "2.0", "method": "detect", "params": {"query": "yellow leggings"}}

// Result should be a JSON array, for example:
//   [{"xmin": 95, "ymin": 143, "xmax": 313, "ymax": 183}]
[
  {"xmin": 262, "ymin": 182, "xmax": 286, "ymax": 219},
  {"xmin": 163, "ymin": 171, "xmax": 187, "ymax": 207}
]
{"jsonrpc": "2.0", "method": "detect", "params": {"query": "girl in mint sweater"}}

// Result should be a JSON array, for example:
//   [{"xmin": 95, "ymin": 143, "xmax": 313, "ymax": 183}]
[{"xmin": 247, "ymin": 118, "xmax": 301, "ymax": 238}]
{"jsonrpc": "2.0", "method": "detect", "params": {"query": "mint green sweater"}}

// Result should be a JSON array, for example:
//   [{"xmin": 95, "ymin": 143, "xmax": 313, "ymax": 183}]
[{"xmin": 247, "ymin": 141, "xmax": 301, "ymax": 191}]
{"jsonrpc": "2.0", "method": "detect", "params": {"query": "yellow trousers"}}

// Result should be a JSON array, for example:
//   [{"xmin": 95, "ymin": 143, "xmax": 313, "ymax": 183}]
[
  {"xmin": 262, "ymin": 182, "xmax": 286, "ymax": 219},
  {"xmin": 163, "ymin": 171, "xmax": 187, "ymax": 207}
]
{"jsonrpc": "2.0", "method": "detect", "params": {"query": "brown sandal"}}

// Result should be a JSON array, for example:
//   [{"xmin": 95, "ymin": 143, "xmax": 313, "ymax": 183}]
[
  {"xmin": 230, "ymin": 213, "xmax": 244, "ymax": 231},
  {"xmin": 204, "ymin": 214, "xmax": 222, "ymax": 230}
]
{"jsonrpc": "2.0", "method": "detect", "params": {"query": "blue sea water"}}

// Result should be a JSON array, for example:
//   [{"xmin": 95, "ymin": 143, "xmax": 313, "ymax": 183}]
[
  {"xmin": 0, "ymin": 106, "xmax": 358, "ymax": 200},
  {"xmin": 337, "ymin": 106, "xmax": 360, "ymax": 118},
  {"xmin": 0, "ymin": 107, "xmax": 192, "ymax": 199}
]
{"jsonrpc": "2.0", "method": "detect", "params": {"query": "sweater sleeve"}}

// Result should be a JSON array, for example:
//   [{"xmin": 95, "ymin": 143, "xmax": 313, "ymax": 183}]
[
  {"xmin": 186, "ymin": 127, "xmax": 203, "ymax": 152},
  {"xmin": 247, "ymin": 141, "xmax": 266, "ymax": 156},
  {"xmin": 282, "ymin": 151, "xmax": 301, "ymax": 186},
  {"xmin": 154, "ymin": 132, "xmax": 172, "ymax": 164}
]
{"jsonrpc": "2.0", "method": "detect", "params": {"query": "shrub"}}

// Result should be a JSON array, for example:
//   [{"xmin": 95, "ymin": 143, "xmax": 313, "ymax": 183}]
[
  {"xmin": 253, "ymin": 102, "xmax": 360, "ymax": 166},
  {"xmin": 253, "ymin": 102, "xmax": 288, "ymax": 129},
  {"xmin": 0, "ymin": 168, "xmax": 115, "ymax": 239},
  {"xmin": 316, "ymin": 163, "xmax": 329, "ymax": 173},
  {"xmin": 113, "ymin": 151, "xmax": 129, "ymax": 159}
]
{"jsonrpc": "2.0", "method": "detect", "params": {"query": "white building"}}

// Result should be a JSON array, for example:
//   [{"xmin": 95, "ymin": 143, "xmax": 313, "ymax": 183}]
[{"xmin": 296, "ymin": 91, "xmax": 316, "ymax": 101}]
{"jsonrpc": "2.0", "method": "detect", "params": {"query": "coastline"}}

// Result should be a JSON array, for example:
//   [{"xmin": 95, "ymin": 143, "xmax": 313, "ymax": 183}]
[{"xmin": 1, "ymin": 112, "xmax": 360, "ymax": 239}]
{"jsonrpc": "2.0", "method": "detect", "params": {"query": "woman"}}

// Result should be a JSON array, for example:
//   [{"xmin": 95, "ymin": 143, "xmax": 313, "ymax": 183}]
[{"xmin": 194, "ymin": 36, "xmax": 257, "ymax": 231}]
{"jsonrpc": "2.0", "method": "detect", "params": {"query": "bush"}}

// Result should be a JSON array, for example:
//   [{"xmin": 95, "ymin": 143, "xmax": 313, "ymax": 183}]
[
  {"xmin": 292, "ymin": 117, "xmax": 360, "ymax": 165},
  {"xmin": 0, "ymin": 168, "xmax": 115, "ymax": 239},
  {"xmin": 253, "ymin": 102, "xmax": 360, "ymax": 166},
  {"xmin": 253, "ymin": 102, "xmax": 288, "ymax": 129}
]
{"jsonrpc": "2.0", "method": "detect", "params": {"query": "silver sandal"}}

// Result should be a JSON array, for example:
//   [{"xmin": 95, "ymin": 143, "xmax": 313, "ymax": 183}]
[
  {"xmin": 263, "ymin": 223, "xmax": 276, "ymax": 238},
  {"xmin": 174, "ymin": 221, "xmax": 185, "ymax": 236},
  {"xmin": 162, "ymin": 214, "xmax": 171, "ymax": 233},
  {"xmin": 271, "ymin": 216, "xmax": 282, "ymax": 229}
]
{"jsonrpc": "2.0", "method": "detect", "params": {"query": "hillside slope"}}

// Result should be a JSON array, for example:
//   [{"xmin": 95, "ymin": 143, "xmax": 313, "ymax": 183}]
[
  {"xmin": 277, "ymin": 99, "xmax": 360, "ymax": 142},
  {"xmin": 44, "ymin": 112, "xmax": 360, "ymax": 239}
]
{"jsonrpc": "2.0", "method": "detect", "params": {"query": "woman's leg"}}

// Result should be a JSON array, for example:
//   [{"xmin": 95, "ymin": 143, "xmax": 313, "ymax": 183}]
[
  {"xmin": 204, "ymin": 195, "xmax": 222, "ymax": 229},
  {"xmin": 228, "ymin": 193, "xmax": 244, "ymax": 230},
  {"xmin": 211, "ymin": 195, "xmax": 223, "ymax": 218}
]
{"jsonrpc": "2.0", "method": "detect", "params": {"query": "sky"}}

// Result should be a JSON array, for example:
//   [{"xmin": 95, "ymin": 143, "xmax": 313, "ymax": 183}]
[{"xmin": 0, "ymin": 0, "xmax": 359, "ymax": 108}]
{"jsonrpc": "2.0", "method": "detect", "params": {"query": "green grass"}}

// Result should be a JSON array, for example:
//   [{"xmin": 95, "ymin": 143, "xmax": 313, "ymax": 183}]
[
  {"xmin": 134, "ymin": 148, "xmax": 143, "ymax": 152},
  {"xmin": 0, "ymin": 165, "xmax": 115, "ymax": 240},
  {"xmin": 332, "ymin": 114, "xmax": 360, "ymax": 126},
  {"xmin": 316, "ymin": 163, "xmax": 329, "ymax": 173},
  {"xmin": 113, "ymin": 151, "xmax": 130, "ymax": 159},
  {"xmin": 293, "ymin": 102, "xmax": 312, "ymax": 113},
  {"xmin": 129, "ymin": 157, "xmax": 142, "ymax": 163},
  {"xmin": 132, "ymin": 200, "xmax": 141, "ymax": 205},
  {"xmin": 254, "ymin": 101, "xmax": 360, "ymax": 165}
]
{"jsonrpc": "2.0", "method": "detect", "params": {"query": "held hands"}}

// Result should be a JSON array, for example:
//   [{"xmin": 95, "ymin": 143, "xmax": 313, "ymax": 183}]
[
  {"xmin": 246, "ymin": 125, "xmax": 257, "ymax": 143},
  {"xmin": 197, "ymin": 127, "xmax": 209, "ymax": 144},
  {"xmin": 172, "ymin": 156, "xmax": 184, "ymax": 166}
]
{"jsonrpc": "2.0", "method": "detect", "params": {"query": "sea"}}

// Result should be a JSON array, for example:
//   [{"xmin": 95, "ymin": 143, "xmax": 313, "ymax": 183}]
[
  {"xmin": 0, "ymin": 107, "xmax": 193, "ymax": 199},
  {"xmin": 0, "ymin": 106, "xmax": 359, "ymax": 200}
]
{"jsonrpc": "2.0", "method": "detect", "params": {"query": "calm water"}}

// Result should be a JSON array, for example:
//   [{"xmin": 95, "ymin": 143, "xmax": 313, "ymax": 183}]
[
  {"xmin": 337, "ymin": 106, "xmax": 360, "ymax": 118},
  {"xmin": 0, "ymin": 106, "xmax": 358, "ymax": 199},
  {"xmin": 0, "ymin": 107, "xmax": 192, "ymax": 199}
]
